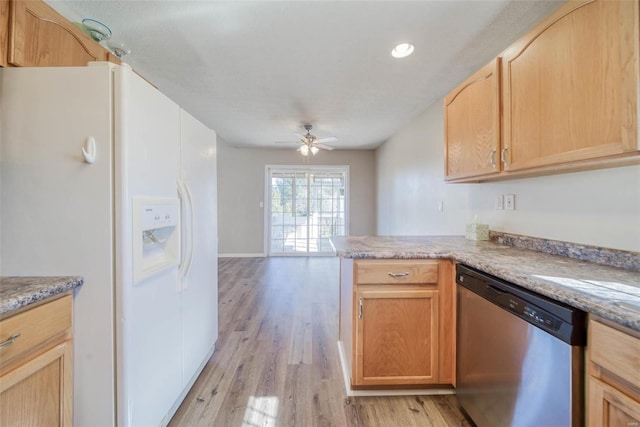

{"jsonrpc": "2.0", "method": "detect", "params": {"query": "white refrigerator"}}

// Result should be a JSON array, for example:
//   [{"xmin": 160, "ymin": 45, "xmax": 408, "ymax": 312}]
[{"xmin": 0, "ymin": 63, "xmax": 218, "ymax": 427}]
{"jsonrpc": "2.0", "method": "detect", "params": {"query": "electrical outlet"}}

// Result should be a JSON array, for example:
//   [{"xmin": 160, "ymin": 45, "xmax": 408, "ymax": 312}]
[
  {"xmin": 505, "ymin": 194, "xmax": 516, "ymax": 210},
  {"xmin": 495, "ymin": 195, "xmax": 504, "ymax": 210}
]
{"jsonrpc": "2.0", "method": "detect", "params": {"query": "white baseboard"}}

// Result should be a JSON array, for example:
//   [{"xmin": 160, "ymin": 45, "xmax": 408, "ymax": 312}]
[
  {"xmin": 336, "ymin": 340, "xmax": 455, "ymax": 397},
  {"xmin": 218, "ymin": 253, "xmax": 266, "ymax": 258}
]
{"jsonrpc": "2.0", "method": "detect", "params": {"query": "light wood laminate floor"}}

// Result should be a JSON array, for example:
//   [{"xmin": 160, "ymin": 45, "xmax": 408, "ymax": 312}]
[{"xmin": 170, "ymin": 257, "xmax": 472, "ymax": 427}]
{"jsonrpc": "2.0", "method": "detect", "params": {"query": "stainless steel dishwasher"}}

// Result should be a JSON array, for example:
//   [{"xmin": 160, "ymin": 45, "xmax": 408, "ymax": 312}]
[{"xmin": 456, "ymin": 264, "xmax": 587, "ymax": 427}]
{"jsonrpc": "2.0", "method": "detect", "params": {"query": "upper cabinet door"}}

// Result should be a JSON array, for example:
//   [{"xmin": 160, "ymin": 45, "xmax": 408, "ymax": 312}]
[
  {"xmin": 444, "ymin": 58, "xmax": 501, "ymax": 181},
  {"xmin": 0, "ymin": 1, "xmax": 9, "ymax": 67},
  {"xmin": 502, "ymin": 0, "xmax": 639, "ymax": 172},
  {"xmin": 9, "ymin": 0, "xmax": 108, "ymax": 66}
]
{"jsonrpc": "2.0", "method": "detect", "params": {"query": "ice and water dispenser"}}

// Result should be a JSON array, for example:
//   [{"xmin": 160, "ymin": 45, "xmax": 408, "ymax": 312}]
[{"xmin": 132, "ymin": 197, "xmax": 180, "ymax": 284}]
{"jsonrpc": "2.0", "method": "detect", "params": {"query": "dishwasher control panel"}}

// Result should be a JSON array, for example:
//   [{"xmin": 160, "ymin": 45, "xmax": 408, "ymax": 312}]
[
  {"xmin": 523, "ymin": 305, "xmax": 561, "ymax": 331},
  {"xmin": 495, "ymin": 291, "xmax": 562, "ymax": 332}
]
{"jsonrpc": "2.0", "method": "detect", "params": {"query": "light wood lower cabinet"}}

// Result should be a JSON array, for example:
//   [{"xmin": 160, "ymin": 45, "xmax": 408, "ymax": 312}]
[
  {"xmin": 0, "ymin": 341, "xmax": 72, "ymax": 426},
  {"xmin": 588, "ymin": 318, "xmax": 640, "ymax": 426},
  {"xmin": 0, "ymin": 294, "xmax": 74, "ymax": 427},
  {"xmin": 355, "ymin": 288, "xmax": 438, "ymax": 386},
  {"xmin": 589, "ymin": 378, "xmax": 640, "ymax": 427},
  {"xmin": 339, "ymin": 258, "xmax": 455, "ymax": 389}
]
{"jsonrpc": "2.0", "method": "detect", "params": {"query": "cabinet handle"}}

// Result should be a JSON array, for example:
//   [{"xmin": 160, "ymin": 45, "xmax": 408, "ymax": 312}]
[
  {"xmin": 489, "ymin": 149, "xmax": 497, "ymax": 168},
  {"xmin": 359, "ymin": 297, "xmax": 363, "ymax": 319},
  {"xmin": 387, "ymin": 272, "xmax": 410, "ymax": 278},
  {"xmin": 501, "ymin": 146, "xmax": 509, "ymax": 167},
  {"xmin": 0, "ymin": 333, "xmax": 21, "ymax": 350}
]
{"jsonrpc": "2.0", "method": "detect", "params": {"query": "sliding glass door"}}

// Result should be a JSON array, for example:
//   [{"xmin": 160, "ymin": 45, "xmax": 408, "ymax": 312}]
[{"xmin": 267, "ymin": 166, "xmax": 348, "ymax": 256}]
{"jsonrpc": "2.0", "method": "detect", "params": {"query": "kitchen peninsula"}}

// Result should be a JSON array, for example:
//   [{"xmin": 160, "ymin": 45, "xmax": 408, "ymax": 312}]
[
  {"xmin": 332, "ymin": 234, "xmax": 640, "ymax": 331},
  {"xmin": 331, "ymin": 233, "xmax": 640, "ymax": 425}
]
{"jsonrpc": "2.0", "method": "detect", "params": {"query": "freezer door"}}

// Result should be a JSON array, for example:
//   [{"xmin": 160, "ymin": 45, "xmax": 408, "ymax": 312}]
[
  {"xmin": 0, "ymin": 65, "xmax": 117, "ymax": 427},
  {"xmin": 179, "ymin": 108, "xmax": 218, "ymax": 387},
  {"xmin": 114, "ymin": 66, "xmax": 183, "ymax": 427}
]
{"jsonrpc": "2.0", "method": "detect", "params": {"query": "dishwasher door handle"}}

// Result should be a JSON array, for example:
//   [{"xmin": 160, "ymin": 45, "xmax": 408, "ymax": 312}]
[{"xmin": 486, "ymin": 284, "xmax": 508, "ymax": 297}]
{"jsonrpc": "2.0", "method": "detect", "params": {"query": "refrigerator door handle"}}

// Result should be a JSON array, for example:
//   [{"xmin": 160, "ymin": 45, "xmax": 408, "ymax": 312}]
[
  {"xmin": 183, "ymin": 182, "xmax": 195, "ymax": 282},
  {"xmin": 177, "ymin": 180, "xmax": 189, "ymax": 280}
]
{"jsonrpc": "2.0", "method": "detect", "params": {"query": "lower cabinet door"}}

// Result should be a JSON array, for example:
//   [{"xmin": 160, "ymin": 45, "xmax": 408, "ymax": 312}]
[
  {"xmin": 354, "ymin": 288, "xmax": 438, "ymax": 386},
  {"xmin": 0, "ymin": 341, "xmax": 72, "ymax": 427},
  {"xmin": 589, "ymin": 377, "xmax": 640, "ymax": 427}
]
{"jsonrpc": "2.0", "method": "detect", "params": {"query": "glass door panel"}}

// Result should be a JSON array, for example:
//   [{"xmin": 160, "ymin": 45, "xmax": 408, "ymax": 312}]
[{"xmin": 268, "ymin": 167, "xmax": 347, "ymax": 256}]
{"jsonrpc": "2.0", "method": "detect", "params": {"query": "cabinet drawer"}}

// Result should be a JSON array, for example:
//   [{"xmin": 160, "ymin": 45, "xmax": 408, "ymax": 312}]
[
  {"xmin": 0, "ymin": 296, "xmax": 72, "ymax": 371},
  {"xmin": 355, "ymin": 260, "xmax": 439, "ymax": 285},
  {"xmin": 590, "ymin": 320, "xmax": 640, "ymax": 390}
]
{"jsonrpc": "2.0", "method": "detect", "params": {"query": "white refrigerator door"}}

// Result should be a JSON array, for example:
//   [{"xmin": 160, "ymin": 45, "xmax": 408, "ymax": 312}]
[
  {"xmin": 0, "ymin": 65, "xmax": 117, "ymax": 427},
  {"xmin": 114, "ymin": 66, "xmax": 183, "ymax": 427},
  {"xmin": 179, "ymin": 109, "xmax": 218, "ymax": 386}
]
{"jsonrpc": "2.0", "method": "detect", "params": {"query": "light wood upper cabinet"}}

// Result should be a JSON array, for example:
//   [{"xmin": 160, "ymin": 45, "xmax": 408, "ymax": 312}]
[
  {"xmin": 444, "ymin": 58, "xmax": 501, "ymax": 181},
  {"xmin": 502, "ymin": 0, "xmax": 639, "ymax": 172},
  {"xmin": 8, "ymin": 0, "xmax": 109, "ymax": 66},
  {"xmin": 445, "ymin": 0, "xmax": 640, "ymax": 182},
  {"xmin": 588, "ymin": 318, "xmax": 640, "ymax": 427},
  {"xmin": 0, "ymin": 1, "xmax": 9, "ymax": 67},
  {"xmin": 0, "ymin": 294, "xmax": 74, "ymax": 427}
]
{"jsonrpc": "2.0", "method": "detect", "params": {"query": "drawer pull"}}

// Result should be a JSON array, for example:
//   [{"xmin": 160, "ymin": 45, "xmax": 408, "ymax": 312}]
[
  {"xmin": 387, "ymin": 272, "xmax": 410, "ymax": 278},
  {"xmin": 0, "ymin": 333, "xmax": 21, "ymax": 350}
]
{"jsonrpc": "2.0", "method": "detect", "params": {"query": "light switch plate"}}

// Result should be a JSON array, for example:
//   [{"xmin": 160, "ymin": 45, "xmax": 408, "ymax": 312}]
[{"xmin": 495, "ymin": 195, "xmax": 504, "ymax": 210}]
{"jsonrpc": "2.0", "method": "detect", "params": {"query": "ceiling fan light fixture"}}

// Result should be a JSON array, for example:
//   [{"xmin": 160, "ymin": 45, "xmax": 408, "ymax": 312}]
[
  {"xmin": 300, "ymin": 145, "xmax": 310, "ymax": 156},
  {"xmin": 391, "ymin": 43, "xmax": 415, "ymax": 58},
  {"xmin": 310, "ymin": 146, "xmax": 319, "ymax": 155}
]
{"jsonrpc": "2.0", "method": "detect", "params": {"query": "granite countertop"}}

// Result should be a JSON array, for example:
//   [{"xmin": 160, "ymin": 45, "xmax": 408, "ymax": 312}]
[
  {"xmin": 0, "ymin": 277, "xmax": 84, "ymax": 316},
  {"xmin": 330, "ymin": 235, "xmax": 640, "ymax": 332}
]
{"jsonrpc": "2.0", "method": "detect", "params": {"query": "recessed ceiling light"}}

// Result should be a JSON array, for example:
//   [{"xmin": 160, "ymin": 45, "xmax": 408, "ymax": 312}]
[{"xmin": 391, "ymin": 43, "xmax": 415, "ymax": 59}]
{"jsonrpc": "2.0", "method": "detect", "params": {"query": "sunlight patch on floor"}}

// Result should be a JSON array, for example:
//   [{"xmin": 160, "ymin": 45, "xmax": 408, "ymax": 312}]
[{"xmin": 242, "ymin": 396, "xmax": 279, "ymax": 427}]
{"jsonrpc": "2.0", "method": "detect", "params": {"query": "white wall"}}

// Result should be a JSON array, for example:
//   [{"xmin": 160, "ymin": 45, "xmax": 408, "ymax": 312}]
[
  {"xmin": 376, "ymin": 101, "xmax": 640, "ymax": 252},
  {"xmin": 218, "ymin": 142, "xmax": 375, "ymax": 255},
  {"xmin": 376, "ymin": 102, "xmax": 470, "ymax": 236}
]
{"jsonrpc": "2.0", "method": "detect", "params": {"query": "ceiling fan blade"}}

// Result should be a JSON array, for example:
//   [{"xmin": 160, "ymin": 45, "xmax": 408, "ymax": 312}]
[
  {"xmin": 274, "ymin": 141, "xmax": 299, "ymax": 144},
  {"xmin": 316, "ymin": 136, "xmax": 338, "ymax": 143},
  {"xmin": 293, "ymin": 132, "xmax": 306, "ymax": 140},
  {"xmin": 314, "ymin": 143, "xmax": 335, "ymax": 151}
]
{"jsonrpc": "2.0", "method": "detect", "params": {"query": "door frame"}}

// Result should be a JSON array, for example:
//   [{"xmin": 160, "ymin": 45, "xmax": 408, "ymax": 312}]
[{"xmin": 264, "ymin": 165, "xmax": 350, "ymax": 256}]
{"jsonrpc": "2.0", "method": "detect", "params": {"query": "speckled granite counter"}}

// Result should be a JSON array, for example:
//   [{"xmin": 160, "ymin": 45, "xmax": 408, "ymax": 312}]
[
  {"xmin": 330, "ymin": 236, "xmax": 640, "ymax": 332},
  {"xmin": 0, "ymin": 277, "xmax": 83, "ymax": 316}
]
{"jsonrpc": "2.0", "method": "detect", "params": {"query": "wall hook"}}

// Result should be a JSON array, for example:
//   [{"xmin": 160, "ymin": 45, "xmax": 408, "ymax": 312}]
[{"xmin": 82, "ymin": 137, "xmax": 96, "ymax": 164}]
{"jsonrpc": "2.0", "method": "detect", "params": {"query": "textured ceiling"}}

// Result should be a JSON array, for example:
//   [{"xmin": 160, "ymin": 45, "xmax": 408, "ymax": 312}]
[{"xmin": 48, "ymin": 0, "xmax": 563, "ymax": 149}]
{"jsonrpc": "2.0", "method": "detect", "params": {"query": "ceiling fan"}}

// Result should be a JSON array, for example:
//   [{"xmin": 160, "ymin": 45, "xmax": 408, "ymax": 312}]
[{"xmin": 276, "ymin": 124, "xmax": 338, "ymax": 156}]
